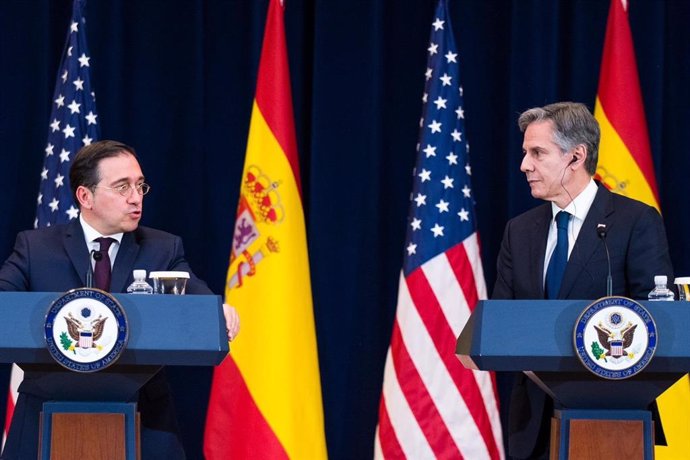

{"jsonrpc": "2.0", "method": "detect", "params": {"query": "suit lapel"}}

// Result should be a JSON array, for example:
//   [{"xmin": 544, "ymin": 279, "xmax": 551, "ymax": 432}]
[
  {"xmin": 111, "ymin": 231, "xmax": 140, "ymax": 293},
  {"xmin": 560, "ymin": 185, "xmax": 614, "ymax": 298},
  {"xmin": 63, "ymin": 220, "xmax": 91, "ymax": 287},
  {"xmin": 531, "ymin": 204, "xmax": 552, "ymax": 298}
]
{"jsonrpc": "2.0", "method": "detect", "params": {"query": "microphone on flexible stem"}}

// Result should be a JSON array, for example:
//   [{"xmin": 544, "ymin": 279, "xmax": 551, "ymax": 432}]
[
  {"xmin": 86, "ymin": 249, "xmax": 103, "ymax": 288},
  {"xmin": 597, "ymin": 223, "xmax": 613, "ymax": 297}
]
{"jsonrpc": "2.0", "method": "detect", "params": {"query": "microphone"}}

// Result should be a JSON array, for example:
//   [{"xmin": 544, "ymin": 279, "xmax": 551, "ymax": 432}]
[
  {"xmin": 85, "ymin": 249, "xmax": 103, "ymax": 288},
  {"xmin": 597, "ymin": 223, "xmax": 613, "ymax": 297}
]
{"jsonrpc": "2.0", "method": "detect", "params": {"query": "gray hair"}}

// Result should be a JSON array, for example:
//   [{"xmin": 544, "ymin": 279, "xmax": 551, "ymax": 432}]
[{"xmin": 518, "ymin": 102, "xmax": 600, "ymax": 175}]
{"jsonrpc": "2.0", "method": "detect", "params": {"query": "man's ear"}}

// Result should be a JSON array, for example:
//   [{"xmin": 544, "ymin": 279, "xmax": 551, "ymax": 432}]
[
  {"xmin": 75, "ymin": 185, "xmax": 93, "ymax": 209},
  {"xmin": 571, "ymin": 144, "xmax": 587, "ymax": 166}
]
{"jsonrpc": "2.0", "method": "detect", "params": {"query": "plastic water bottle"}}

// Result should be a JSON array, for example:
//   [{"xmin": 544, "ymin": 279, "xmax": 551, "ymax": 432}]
[
  {"xmin": 648, "ymin": 275, "xmax": 674, "ymax": 301},
  {"xmin": 126, "ymin": 269, "xmax": 154, "ymax": 294}
]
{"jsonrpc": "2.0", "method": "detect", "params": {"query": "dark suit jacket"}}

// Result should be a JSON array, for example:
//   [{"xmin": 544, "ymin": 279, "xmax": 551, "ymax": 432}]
[
  {"xmin": 0, "ymin": 219, "xmax": 212, "ymax": 459},
  {"xmin": 492, "ymin": 183, "xmax": 673, "ymax": 459},
  {"xmin": 0, "ymin": 219, "xmax": 211, "ymax": 295}
]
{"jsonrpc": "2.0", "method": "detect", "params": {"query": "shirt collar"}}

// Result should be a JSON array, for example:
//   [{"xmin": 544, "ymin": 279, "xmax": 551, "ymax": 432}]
[
  {"xmin": 79, "ymin": 214, "xmax": 124, "ymax": 245},
  {"xmin": 550, "ymin": 179, "xmax": 598, "ymax": 222}
]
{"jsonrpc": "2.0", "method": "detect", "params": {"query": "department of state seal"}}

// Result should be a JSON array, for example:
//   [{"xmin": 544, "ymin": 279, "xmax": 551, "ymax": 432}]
[
  {"xmin": 44, "ymin": 288, "xmax": 128, "ymax": 373},
  {"xmin": 573, "ymin": 296, "xmax": 657, "ymax": 380}
]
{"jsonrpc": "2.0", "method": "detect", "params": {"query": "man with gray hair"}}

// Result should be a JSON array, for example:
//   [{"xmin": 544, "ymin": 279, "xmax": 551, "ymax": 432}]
[{"xmin": 492, "ymin": 102, "xmax": 672, "ymax": 459}]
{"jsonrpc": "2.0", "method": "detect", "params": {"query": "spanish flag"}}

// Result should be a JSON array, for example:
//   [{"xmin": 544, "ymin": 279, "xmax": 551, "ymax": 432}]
[
  {"xmin": 594, "ymin": 1, "xmax": 690, "ymax": 457},
  {"xmin": 594, "ymin": 0, "xmax": 659, "ymax": 209},
  {"xmin": 203, "ymin": 1, "xmax": 328, "ymax": 458}
]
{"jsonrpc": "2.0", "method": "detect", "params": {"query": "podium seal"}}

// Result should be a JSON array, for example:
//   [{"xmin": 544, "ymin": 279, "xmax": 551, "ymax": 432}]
[
  {"xmin": 573, "ymin": 296, "xmax": 657, "ymax": 380},
  {"xmin": 44, "ymin": 288, "xmax": 128, "ymax": 373}
]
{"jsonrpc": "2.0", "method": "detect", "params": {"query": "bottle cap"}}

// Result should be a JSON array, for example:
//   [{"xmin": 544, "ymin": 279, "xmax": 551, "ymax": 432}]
[
  {"xmin": 654, "ymin": 275, "xmax": 667, "ymax": 285},
  {"xmin": 133, "ymin": 269, "xmax": 147, "ymax": 280}
]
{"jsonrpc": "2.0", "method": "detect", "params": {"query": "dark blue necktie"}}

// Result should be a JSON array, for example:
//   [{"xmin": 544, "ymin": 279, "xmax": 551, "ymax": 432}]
[{"xmin": 545, "ymin": 211, "xmax": 570, "ymax": 299}]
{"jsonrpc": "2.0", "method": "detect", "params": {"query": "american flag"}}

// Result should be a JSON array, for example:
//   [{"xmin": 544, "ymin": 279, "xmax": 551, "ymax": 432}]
[
  {"xmin": 35, "ymin": 0, "xmax": 99, "ymax": 228},
  {"xmin": 374, "ymin": 1, "xmax": 504, "ymax": 458},
  {"xmin": 3, "ymin": 0, "xmax": 99, "ymax": 446}
]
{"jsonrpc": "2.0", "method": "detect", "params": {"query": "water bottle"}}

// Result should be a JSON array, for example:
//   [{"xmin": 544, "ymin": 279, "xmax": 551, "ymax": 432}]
[
  {"xmin": 648, "ymin": 275, "xmax": 675, "ymax": 301},
  {"xmin": 126, "ymin": 269, "xmax": 154, "ymax": 294}
]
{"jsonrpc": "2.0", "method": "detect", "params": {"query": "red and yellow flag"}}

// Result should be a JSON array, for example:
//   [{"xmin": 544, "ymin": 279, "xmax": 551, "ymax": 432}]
[
  {"xmin": 594, "ymin": 0, "xmax": 659, "ymax": 209},
  {"xmin": 594, "ymin": 1, "xmax": 690, "ymax": 457},
  {"xmin": 203, "ymin": 1, "xmax": 327, "ymax": 458}
]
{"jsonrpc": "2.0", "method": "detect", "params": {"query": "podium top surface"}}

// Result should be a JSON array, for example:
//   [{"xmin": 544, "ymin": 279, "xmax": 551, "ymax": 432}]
[
  {"xmin": 0, "ymin": 292, "xmax": 229, "ymax": 367},
  {"xmin": 456, "ymin": 299, "xmax": 690, "ymax": 373}
]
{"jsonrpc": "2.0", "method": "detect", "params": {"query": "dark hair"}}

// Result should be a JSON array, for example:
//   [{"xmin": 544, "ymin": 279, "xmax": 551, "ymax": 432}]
[
  {"xmin": 518, "ymin": 102, "xmax": 600, "ymax": 175},
  {"xmin": 69, "ymin": 140, "xmax": 137, "ymax": 205}
]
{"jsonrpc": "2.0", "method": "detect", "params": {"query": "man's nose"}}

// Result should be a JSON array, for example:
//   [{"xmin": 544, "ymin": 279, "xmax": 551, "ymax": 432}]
[
  {"xmin": 520, "ymin": 155, "xmax": 531, "ymax": 172},
  {"xmin": 127, "ymin": 188, "xmax": 143, "ymax": 204}
]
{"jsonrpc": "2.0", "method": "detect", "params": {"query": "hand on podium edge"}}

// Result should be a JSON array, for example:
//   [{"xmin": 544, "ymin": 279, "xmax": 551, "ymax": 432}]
[{"xmin": 223, "ymin": 303, "xmax": 240, "ymax": 342}]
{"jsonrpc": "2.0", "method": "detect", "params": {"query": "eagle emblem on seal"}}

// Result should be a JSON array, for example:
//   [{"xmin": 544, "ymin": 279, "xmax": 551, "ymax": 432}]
[
  {"xmin": 64, "ymin": 311, "xmax": 108, "ymax": 349},
  {"xmin": 593, "ymin": 321, "xmax": 637, "ymax": 359}
]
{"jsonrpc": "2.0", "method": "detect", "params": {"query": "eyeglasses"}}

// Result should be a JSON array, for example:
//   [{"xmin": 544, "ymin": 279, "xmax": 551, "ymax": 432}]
[{"xmin": 95, "ymin": 183, "xmax": 151, "ymax": 196}]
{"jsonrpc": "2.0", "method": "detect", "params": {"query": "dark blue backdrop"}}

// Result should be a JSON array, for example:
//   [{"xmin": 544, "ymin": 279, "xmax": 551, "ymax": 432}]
[{"xmin": 1, "ymin": 1, "xmax": 689, "ymax": 458}]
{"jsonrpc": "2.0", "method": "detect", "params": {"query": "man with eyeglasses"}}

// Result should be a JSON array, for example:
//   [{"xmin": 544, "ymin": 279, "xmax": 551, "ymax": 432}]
[{"xmin": 0, "ymin": 140, "xmax": 240, "ymax": 459}]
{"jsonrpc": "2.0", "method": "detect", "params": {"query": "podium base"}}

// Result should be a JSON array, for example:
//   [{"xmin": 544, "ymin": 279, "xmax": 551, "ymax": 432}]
[
  {"xmin": 39, "ymin": 402, "xmax": 140, "ymax": 460},
  {"xmin": 550, "ymin": 409, "xmax": 652, "ymax": 460}
]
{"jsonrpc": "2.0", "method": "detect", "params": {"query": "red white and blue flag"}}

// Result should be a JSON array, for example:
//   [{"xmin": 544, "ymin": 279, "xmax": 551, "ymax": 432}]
[
  {"xmin": 374, "ymin": 1, "xmax": 504, "ymax": 458},
  {"xmin": 4, "ymin": 0, "xmax": 99, "ymax": 447},
  {"xmin": 35, "ymin": 0, "xmax": 99, "ymax": 228}
]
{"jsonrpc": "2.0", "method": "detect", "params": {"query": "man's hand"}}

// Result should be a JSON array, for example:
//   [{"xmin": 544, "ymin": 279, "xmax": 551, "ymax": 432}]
[{"xmin": 223, "ymin": 303, "xmax": 240, "ymax": 341}]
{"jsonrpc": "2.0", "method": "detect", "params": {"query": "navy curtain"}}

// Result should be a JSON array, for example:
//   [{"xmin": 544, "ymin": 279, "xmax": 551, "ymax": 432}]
[{"xmin": 1, "ymin": 1, "xmax": 689, "ymax": 458}]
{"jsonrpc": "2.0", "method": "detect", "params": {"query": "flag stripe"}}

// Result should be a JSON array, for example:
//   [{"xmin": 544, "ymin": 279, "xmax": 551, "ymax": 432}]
[
  {"xmin": 461, "ymin": 233, "xmax": 488, "ymax": 300},
  {"xmin": 425, "ymin": 247, "xmax": 472, "ymax": 334},
  {"xmin": 391, "ymin": 318, "xmax": 463, "ymax": 458},
  {"xmin": 425, "ymin": 243, "xmax": 502, "ymax": 458},
  {"xmin": 399, "ymin": 270, "xmax": 491, "ymax": 459},
  {"xmin": 375, "ymin": 397, "xmax": 406, "ymax": 459},
  {"xmin": 410, "ymin": 260, "xmax": 499, "ymax": 459},
  {"xmin": 3, "ymin": 364, "xmax": 21, "ymax": 446},
  {"xmin": 2, "ymin": 388, "xmax": 14, "ymax": 447},
  {"xmin": 204, "ymin": 358, "xmax": 288, "ymax": 460},
  {"xmin": 446, "ymin": 241, "xmax": 479, "ymax": 308},
  {"xmin": 379, "ymin": 345, "xmax": 435, "ymax": 459}
]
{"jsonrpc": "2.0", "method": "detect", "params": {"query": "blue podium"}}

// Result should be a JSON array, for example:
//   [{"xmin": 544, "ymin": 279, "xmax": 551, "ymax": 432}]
[
  {"xmin": 0, "ymin": 292, "xmax": 229, "ymax": 459},
  {"xmin": 456, "ymin": 300, "xmax": 687, "ymax": 460}
]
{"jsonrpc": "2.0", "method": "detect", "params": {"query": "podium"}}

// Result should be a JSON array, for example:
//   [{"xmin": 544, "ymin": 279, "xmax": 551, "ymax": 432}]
[
  {"xmin": 0, "ymin": 292, "xmax": 229, "ymax": 459},
  {"xmin": 456, "ymin": 300, "xmax": 688, "ymax": 459}
]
